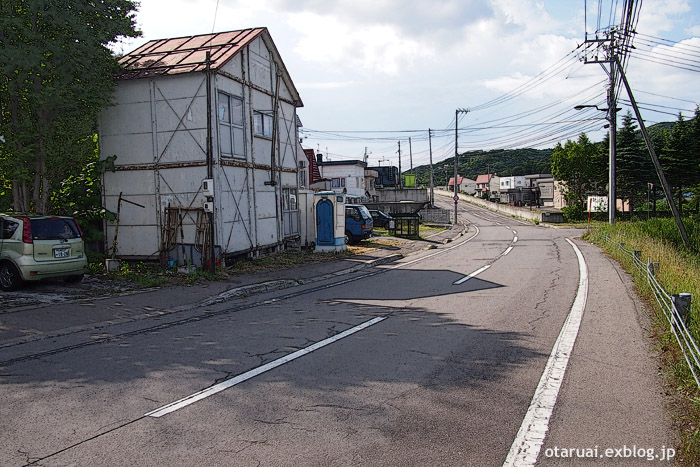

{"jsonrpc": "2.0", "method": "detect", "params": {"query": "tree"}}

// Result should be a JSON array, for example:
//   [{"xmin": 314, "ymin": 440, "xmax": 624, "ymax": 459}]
[
  {"xmin": 660, "ymin": 112, "xmax": 700, "ymax": 216},
  {"xmin": 551, "ymin": 133, "xmax": 605, "ymax": 219},
  {"xmin": 616, "ymin": 111, "xmax": 654, "ymax": 213},
  {"xmin": 0, "ymin": 0, "xmax": 139, "ymax": 214}
]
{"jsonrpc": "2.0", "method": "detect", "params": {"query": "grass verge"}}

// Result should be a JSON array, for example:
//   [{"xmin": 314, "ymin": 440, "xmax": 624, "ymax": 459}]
[{"xmin": 585, "ymin": 218, "xmax": 700, "ymax": 463}]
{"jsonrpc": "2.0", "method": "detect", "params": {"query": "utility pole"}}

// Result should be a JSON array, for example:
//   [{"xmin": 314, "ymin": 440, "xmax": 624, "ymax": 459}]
[
  {"xmin": 409, "ymin": 137, "xmax": 413, "ymax": 175},
  {"xmin": 397, "ymin": 141, "xmax": 402, "ymax": 190},
  {"xmin": 615, "ymin": 56, "xmax": 690, "ymax": 247},
  {"xmin": 608, "ymin": 38, "xmax": 617, "ymax": 225},
  {"xmin": 454, "ymin": 108, "xmax": 469, "ymax": 225},
  {"xmin": 429, "ymin": 128, "xmax": 434, "ymax": 208}
]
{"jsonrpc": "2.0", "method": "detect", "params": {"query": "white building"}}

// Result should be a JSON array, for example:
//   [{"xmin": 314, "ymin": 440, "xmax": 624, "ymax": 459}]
[
  {"xmin": 316, "ymin": 156, "xmax": 370, "ymax": 203},
  {"xmin": 499, "ymin": 176, "xmax": 526, "ymax": 191},
  {"xmin": 98, "ymin": 28, "xmax": 303, "ymax": 266}
]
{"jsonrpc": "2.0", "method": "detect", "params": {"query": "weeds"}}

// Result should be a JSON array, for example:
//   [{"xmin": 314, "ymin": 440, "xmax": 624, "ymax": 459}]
[{"xmin": 586, "ymin": 217, "xmax": 700, "ymax": 463}]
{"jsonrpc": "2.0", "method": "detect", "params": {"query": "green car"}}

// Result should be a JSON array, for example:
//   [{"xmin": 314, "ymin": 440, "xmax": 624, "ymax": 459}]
[{"xmin": 0, "ymin": 214, "xmax": 88, "ymax": 291}]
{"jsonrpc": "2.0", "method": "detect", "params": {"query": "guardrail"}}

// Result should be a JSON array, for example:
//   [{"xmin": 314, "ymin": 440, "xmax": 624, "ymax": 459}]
[{"xmin": 607, "ymin": 236, "xmax": 697, "ymax": 388}]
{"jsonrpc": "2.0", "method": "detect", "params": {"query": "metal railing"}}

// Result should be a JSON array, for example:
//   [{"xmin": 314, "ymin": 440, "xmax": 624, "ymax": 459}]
[{"xmin": 607, "ymin": 236, "xmax": 698, "ymax": 388}]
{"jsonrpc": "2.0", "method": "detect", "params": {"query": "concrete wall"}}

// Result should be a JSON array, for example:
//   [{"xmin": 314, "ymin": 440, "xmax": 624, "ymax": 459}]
[
  {"xmin": 435, "ymin": 189, "xmax": 564, "ymax": 223},
  {"xmin": 420, "ymin": 208, "xmax": 451, "ymax": 224},
  {"xmin": 376, "ymin": 188, "xmax": 429, "ymax": 203}
]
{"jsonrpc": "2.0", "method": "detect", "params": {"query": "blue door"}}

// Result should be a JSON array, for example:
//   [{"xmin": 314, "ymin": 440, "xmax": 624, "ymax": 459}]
[{"xmin": 316, "ymin": 199, "xmax": 334, "ymax": 245}]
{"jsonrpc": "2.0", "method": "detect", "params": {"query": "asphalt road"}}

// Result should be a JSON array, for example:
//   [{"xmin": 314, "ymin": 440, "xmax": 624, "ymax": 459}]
[{"xmin": 0, "ymin": 199, "xmax": 675, "ymax": 466}]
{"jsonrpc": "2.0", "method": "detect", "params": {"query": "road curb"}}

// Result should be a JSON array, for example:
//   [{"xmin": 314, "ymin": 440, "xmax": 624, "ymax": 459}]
[{"xmin": 200, "ymin": 253, "xmax": 404, "ymax": 307}]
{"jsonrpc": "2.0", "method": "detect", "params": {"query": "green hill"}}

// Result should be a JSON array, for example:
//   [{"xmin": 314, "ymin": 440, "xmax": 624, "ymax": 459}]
[{"xmin": 411, "ymin": 148, "xmax": 553, "ymax": 186}]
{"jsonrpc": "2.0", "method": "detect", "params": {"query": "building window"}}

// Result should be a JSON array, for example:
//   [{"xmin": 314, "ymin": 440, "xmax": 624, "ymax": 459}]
[
  {"xmin": 332, "ymin": 178, "xmax": 345, "ymax": 188},
  {"xmin": 217, "ymin": 92, "xmax": 245, "ymax": 158},
  {"xmin": 299, "ymin": 169, "xmax": 307, "ymax": 188},
  {"xmin": 254, "ymin": 111, "xmax": 273, "ymax": 138},
  {"xmin": 282, "ymin": 188, "xmax": 298, "ymax": 212}
]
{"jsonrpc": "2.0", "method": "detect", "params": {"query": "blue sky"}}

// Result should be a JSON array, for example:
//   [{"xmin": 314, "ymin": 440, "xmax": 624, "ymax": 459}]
[{"xmin": 116, "ymin": 0, "xmax": 700, "ymax": 169}]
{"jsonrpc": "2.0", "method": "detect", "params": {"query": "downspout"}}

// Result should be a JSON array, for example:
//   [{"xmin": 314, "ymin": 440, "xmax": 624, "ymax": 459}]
[
  {"xmin": 265, "ymin": 68, "xmax": 282, "ymax": 248},
  {"xmin": 265, "ymin": 69, "xmax": 282, "ymax": 187}
]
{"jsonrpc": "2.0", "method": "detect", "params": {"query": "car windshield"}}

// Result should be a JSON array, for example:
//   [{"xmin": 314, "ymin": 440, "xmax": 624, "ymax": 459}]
[
  {"xmin": 357, "ymin": 206, "xmax": 371, "ymax": 218},
  {"xmin": 30, "ymin": 218, "xmax": 80, "ymax": 240}
]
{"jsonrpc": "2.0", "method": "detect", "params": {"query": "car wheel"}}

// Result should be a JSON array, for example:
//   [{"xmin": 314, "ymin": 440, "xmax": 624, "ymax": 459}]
[
  {"xmin": 344, "ymin": 231, "xmax": 355, "ymax": 245},
  {"xmin": 63, "ymin": 274, "xmax": 84, "ymax": 284},
  {"xmin": 0, "ymin": 262, "xmax": 23, "ymax": 291}
]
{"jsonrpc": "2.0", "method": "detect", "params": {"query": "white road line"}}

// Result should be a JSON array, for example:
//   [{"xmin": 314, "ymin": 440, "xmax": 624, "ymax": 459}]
[
  {"xmin": 503, "ymin": 238, "xmax": 588, "ymax": 466},
  {"xmin": 502, "ymin": 246, "xmax": 513, "ymax": 256},
  {"xmin": 453, "ymin": 265, "xmax": 491, "ymax": 285},
  {"xmin": 513, "ymin": 236, "xmax": 518, "ymax": 243},
  {"xmin": 145, "ymin": 316, "xmax": 387, "ymax": 418}
]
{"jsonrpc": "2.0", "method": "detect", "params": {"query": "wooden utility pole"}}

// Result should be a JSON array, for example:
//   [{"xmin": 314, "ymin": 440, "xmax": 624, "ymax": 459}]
[
  {"xmin": 397, "ymin": 141, "xmax": 402, "ymax": 190},
  {"xmin": 429, "ymin": 129, "xmax": 434, "ymax": 207},
  {"xmin": 615, "ymin": 56, "xmax": 690, "ymax": 247}
]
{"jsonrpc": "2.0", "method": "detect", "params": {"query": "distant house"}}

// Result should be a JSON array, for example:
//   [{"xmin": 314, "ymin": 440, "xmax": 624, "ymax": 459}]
[
  {"xmin": 368, "ymin": 166, "xmax": 399, "ymax": 188},
  {"xmin": 499, "ymin": 176, "xmax": 527, "ymax": 204},
  {"xmin": 448, "ymin": 176, "xmax": 476, "ymax": 195},
  {"xmin": 475, "ymin": 174, "xmax": 500, "ymax": 200},
  {"xmin": 301, "ymin": 148, "xmax": 329, "ymax": 191},
  {"xmin": 525, "ymin": 174, "xmax": 554, "ymax": 207},
  {"xmin": 99, "ymin": 28, "xmax": 303, "ymax": 266},
  {"xmin": 317, "ymin": 155, "xmax": 370, "ymax": 202}
]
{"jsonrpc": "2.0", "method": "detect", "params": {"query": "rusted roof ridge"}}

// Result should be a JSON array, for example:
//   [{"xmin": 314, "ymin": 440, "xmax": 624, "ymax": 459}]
[{"xmin": 123, "ymin": 42, "xmax": 242, "ymax": 59}]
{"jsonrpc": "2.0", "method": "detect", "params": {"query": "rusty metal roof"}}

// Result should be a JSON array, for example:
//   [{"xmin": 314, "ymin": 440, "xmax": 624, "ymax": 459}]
[{"xmin": 118, "ymin": 28, "xmax": 266, "ymax": 79}]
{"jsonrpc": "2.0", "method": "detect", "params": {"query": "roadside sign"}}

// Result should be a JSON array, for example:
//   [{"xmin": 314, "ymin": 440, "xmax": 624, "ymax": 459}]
[
  {"xmin": 587, "ymin": 195, "xmax": 608, "ymax": 212},
  {"xmin": 453, "ymin": 195, "xmax": 459, "ymax": 201}
]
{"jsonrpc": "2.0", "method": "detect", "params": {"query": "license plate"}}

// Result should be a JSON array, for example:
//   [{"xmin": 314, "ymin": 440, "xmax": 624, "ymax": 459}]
[{"xmin": 53, "ymin": 248, "xmax": 70, "ymax": 258}]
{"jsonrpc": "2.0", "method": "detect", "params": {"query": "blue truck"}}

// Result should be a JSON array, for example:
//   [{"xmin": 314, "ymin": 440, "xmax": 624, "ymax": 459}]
[{"xmin": 344, "ymin": 204, "xmax": 373, "ymax": 245}]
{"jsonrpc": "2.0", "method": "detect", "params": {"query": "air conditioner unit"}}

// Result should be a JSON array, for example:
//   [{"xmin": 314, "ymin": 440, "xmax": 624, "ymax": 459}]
[
  {"xmin": 203, "ymin": 202, "xmax": 214, "ymax": 213},
  {"xmin": 202, "ymin": 179, "xmax": 214, "ymax": 197}
]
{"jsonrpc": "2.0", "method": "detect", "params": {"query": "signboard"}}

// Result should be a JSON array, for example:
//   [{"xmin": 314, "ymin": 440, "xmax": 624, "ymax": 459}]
[
  {"xmin": 587, "ymin": 196, "xmax": 608, "ymax": 213},
  {"xmin": 453, "ymin": 195, "xmax": 459, "ymax": 201}
]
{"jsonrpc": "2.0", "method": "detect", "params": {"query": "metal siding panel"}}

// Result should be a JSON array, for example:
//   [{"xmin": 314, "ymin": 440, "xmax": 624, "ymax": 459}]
[
  {"xmin": 215, "ymin": 74, "xmax": 243, "ymax": 96},
  {"xmin": 154, "ymin": 74, "xmax": 206, "ymax": 101},
  {"xmin": 158, "ymin": 167, "xmax": 209, "ymax": 199},
  {"xmin": 99, "ymin": 101, "xmax": 153, "ymax": 136},
  {"xmin": 154, "ymin": 96, "xmax": 207, "ymax": 130},
  {"xmin": 103, "ymin": 170, "xmax": 156, "ymax": 197},
  {"xmin": 218, "ymin": 53, "xmax": 243, "ymax": 78},
  {"xmin": 254, "ymin": 190, "xmax": 277, "ymax": 219},
  {"xmin": 101, "ymin": 133, "xmax": 154, "ymax": 166},
  {"xmin": 104, "ymin": 225, "xmax": 160, "ymax": 257},
  {"xmin": 155, "ymin": 129, "xmax": 207, "ymax": 163},
  {"xmin": 113, "ymin": 79, "xmax": 152, "ymax": 104},
  {"xmin": 256, "ymin": 217, "xmax": 278, "ymax": 245}
]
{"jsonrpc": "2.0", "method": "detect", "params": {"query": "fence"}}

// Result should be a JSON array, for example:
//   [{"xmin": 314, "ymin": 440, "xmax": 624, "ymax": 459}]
[{"xmin": 607, "ymin": 237, "xmax": 698, "ymax": 388}]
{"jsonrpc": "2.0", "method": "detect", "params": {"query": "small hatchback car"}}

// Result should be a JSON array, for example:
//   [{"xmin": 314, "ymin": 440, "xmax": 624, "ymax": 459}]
[{"xmin": 0, "ymin": 214, "xmax": 88, "ymax": 291}]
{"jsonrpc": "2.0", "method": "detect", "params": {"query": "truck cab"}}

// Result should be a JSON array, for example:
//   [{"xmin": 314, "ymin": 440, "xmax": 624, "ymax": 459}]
[{"xmin": 344, "ymin": 204, "xmax": 373, "ymax": 244}]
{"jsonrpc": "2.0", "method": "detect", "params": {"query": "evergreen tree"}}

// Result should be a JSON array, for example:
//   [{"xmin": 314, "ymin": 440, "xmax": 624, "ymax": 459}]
[
  {"xmin": 616, "ymin": 112, "xmax": 653, "ymax": 213},
  {"xmin": 660, "ymin": 113, "xmax": 700, "ymax": 215}
]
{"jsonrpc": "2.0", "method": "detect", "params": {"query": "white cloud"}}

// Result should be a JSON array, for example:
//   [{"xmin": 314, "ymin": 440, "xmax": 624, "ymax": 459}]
[
  {"xmin": 636, "ymin": 0, "xmax": 693, "ymax": 36},
  {"xmin": 297, "ymin": 81, "xmax": 357, "ymax": 90},
  {"xmin": 288, "ymin": 11, "xmax": 434, "ymax": 75}
]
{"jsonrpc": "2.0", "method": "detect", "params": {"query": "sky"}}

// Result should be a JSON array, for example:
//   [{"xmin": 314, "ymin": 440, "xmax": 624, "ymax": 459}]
[{"xmin": 113, "ymin": 0, "xmax": 700, "ymax": 170}]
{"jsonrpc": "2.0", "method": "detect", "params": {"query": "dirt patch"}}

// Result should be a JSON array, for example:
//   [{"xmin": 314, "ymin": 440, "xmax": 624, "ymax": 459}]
[{"xmin": 0, "ymin": 275, "xmax": 136, "ymax": 311}]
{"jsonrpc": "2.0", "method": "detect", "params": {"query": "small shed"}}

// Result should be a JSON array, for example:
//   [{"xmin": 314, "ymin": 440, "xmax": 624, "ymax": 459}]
[{"xmin": 99, "ymin": 28, "xmax": 303, "ymax": 266}]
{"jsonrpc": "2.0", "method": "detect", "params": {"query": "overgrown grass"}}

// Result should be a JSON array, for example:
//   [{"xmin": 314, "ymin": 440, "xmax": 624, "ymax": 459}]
[
  {"xmin": 586, "ymin": 217, "xmax": 700, "ymax": 463},
  {"xmin": 86, "ymin": 251, "xmax": 223, "ymax": 287},
  {"xmin": 227, "ymin": 248, "xmax": 353, "ymax": 275}
]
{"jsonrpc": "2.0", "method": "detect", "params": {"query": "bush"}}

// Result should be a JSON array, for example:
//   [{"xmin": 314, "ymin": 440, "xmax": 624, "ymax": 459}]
[{"xmin": 562, "ymin": 204, "xmax": 585, "ymax": 222}]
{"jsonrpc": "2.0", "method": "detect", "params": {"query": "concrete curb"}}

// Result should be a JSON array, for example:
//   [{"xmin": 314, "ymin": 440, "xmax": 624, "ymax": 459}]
[{"xmin": 200, "ymin": 253, "xmax": 404, "ymax": 307}]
